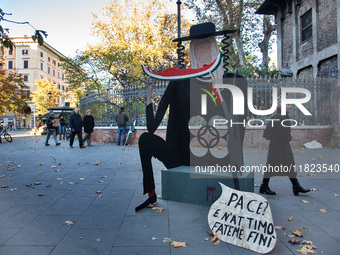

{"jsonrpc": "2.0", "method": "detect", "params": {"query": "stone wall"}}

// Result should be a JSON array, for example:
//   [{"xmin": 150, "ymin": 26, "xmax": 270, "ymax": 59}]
[
  {"xmin": 282, "ymin": 13, "xmax": 294, "ymax": 65},
  {"xmin": 297, "ymin": 65, "xmax": 314, "ymax": 78},
  {"xmin": 297, "ymin": 0, "xmax": 314, "ymax": 61},
  {"xmin": 317, "ymin": 0, "xmax": 337, "ymax": 52},
  {"xmin": 318, "ymin": 56, "xmax": 338, "ymax": 77},
  {"xmin": 91, "ymin": 126, "xmax": 334, "ymax": 149}
]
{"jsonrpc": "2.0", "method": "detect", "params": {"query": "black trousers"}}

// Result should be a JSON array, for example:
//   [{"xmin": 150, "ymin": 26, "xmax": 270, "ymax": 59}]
[
  {"xmin": 69, "ymin": 130, "xmax": 83, "ymax": 146},
  {"xmin": 139, "ymin": 132, "xmax": 184, "ymax": 195}
]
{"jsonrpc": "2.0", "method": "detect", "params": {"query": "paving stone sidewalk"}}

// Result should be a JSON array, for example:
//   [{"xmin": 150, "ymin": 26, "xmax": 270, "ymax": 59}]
[{"xmin": 0, "ymin": 136, "xmax": 339, "ymax": 255}]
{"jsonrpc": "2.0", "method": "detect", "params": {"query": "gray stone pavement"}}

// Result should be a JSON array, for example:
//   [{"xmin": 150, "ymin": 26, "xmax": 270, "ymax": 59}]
[{"xmin": 0, "ymin": 135, "xmax": 339, "ymax": 255}]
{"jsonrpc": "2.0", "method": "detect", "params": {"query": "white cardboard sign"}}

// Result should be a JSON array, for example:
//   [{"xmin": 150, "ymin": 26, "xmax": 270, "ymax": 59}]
[{"xmin": 208, "ymin": 183, "xmax": 276, "ymax": 254}]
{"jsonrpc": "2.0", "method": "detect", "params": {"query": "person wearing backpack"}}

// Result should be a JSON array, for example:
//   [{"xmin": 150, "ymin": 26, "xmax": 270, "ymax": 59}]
[{"xmin": 260, "ymin": 104, "xmax": 310, "ymax": 196}]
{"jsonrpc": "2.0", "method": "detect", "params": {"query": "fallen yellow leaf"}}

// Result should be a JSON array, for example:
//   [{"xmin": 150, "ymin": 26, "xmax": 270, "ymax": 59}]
[
  {"xmin": 213, "ymin": 239, "xmax": 221, "ymax": 246},
  {"xmin": 171, "ymin": 241, "xmax": 187, "ymax": 248},
  {"xmin": 318, "ymin": 209, "xmax": 327, "ymax": 213},
  {"xmin": 292, "ymin": 230, "xmax": 303, "ymax": 237},
  {"xmin": 288, "ymin": 216, "xmax": 295, "ymax": 221},
  {"xmin": 204, "ymin": 238, "xmax": 210, "ymax": 241},
  {"xmin": 301, "ymin": 200, "xmax": 309, "ymax": 203},
  {"xmin": 211, "ymin": 235, "xmax": 218, "ymax": 242},
  {"xmin": 297, "ymin": 246, "xmax": 316, "ymax": 254},
  {"xmin": 301, "ymin": 240, "xmax": 317, "ymax": 249},
  {"xmin": 289, "ymin": 238, "xmax": 301, "ymax": 244},
  {"xmin": 156, "ymin": 207, "xmax": 164, "ymax": 213}
]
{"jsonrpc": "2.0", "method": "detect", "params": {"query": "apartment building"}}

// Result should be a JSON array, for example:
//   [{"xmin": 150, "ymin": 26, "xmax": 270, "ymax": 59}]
[{"xmin": 2, "ymin": 36, "xmax": 71, "ymax": 128}]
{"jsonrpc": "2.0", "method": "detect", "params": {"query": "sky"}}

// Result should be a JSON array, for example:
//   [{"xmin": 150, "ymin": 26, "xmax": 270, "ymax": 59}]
[
  {"xmin": 2, "ymin": 0, "xmax": 276, "ymax": 63},
  {"xmin": 1, "ymin": 0, "xmax": 115, "ymax": 57}
]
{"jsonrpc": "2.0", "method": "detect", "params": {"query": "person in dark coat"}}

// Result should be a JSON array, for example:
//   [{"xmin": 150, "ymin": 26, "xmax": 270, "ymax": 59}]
[
  {"xmin": 69, "ymin": 107, "xmax": 85, "ymax": 148},
  {"xmin": 59, "ymin": 115, "xmax": 66, "ymax": 140},
  {"xmin": 83, "ymin": 109, "xmax": 95, "ymax": 146},
  {"xmin": 260, "ymin": 104, "xmax": 310, "ymax": 196},
  {"xmin": 115, "ymin": 107, "xmax": 129, "ymax": 146},
  {"xmin": 45, "ymin": 113, "xmax": 61, "ymax": 146}
]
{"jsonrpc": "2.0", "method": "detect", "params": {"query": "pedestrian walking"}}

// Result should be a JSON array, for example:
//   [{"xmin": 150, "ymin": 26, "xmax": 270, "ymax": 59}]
[
  {"xmin": 69, "ymin": 107, "xmax": 85, "ymax": 148},
  {"xmin": 115, "ymin": 106, "xmax": 129, "ymax": 146},
  {"xmin": 260, "ymin": 104, "xmax": 310, "ymax": 196},
  {"xmin": 83, "ymin": 109, "xmax": 95, "ymax": 146},
  {"xmin": 59, "ymin": 115, "xmax": 66, "ymax": 140},
  {"xmin": 0, "ymin": 124, "xmax": 3, "ymax": 143},
  {"xmin": 45, "ymin": 113, "xmax": 61, "ymax": 146}
]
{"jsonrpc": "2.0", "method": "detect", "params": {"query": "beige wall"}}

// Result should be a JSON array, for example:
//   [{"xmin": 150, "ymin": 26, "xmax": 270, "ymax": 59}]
[{"xmin": 2, "ymin": 36, "xmax": 73, "ymax": 128}]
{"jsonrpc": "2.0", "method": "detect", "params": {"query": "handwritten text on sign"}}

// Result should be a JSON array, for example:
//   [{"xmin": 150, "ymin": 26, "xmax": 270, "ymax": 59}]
[{"xmin": 208, "ymin": 183, "xmax": 276, "ymax": 254}]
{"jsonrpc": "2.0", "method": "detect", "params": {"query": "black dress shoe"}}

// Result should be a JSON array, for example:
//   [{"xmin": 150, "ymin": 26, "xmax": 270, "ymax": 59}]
[
  {"xmin": 135, "ymin": 195, "xmax": 157, "ymax": 212},
  {"xmin": 293, "ymin": 184, "xmax": 310, "ymax": 196},
  {"xmin": 290, "ymin": 178, "xmax": 310, "ymax": 196},
  {"xmin": 259, "ymin": 184, "xmax": 276, "ymax": 195}
]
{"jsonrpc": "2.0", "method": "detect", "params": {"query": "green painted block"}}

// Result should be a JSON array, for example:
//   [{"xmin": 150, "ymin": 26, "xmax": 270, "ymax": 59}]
[{"xmin": 161, "ymin": 166, "xmax": 254, "ymax": 206}]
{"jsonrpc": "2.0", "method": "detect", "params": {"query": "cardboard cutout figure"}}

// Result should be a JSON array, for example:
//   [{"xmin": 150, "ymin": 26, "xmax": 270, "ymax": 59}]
[{"xmin": 136, "ymin": 23, "xmax": 242, "ymax": 211}]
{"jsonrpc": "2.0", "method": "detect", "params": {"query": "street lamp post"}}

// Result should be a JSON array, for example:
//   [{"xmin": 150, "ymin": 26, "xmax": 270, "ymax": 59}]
[{"xmin": 48, "ymin": 91, "xmax": 52, "ymax": 109}]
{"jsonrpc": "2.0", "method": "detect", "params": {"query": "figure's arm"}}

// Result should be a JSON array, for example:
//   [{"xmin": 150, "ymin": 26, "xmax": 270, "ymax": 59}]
[{"xmin": 146, "ymin": 80, "xmax": 173, "ymax": 134}]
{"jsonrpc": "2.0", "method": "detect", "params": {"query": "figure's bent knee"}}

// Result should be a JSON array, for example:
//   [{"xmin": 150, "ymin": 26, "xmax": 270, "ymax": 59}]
[{"xmin": 138, "ymin": 132, "xmax": 152, "ymax": 146}]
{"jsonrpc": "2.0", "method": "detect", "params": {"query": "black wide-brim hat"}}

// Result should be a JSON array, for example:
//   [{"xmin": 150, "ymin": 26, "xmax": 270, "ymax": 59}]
[{"xmin": 173, "ymin": 22, "xmax": 236, "ymax": 42}]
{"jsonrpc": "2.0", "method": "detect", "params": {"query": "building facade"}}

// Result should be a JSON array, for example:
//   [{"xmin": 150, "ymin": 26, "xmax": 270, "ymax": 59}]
[
  {"xmin": 2, "ymin": 36, "xmax": 71, "ymax": 128},
  {"xmin": 256, "ymin": 0, "xmax": 339, "ymax": 78}
]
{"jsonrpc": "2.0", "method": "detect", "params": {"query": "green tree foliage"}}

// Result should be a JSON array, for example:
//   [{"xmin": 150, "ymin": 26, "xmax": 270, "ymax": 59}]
[
  {"xmin": 0, "ymin": 57, "xmax": 30, "ymax": 114},
  {"xmin": 87, "ymin": 0, "xmax": 191, "ymax": 87},
  {"xmin": 60, "ymin": 52, "xmax": 104, "ymax": 103},
  {"xmin": 185, "ymin": 0, "xmax": 276, "ymax": 75},
  {"xmin": 30, "ymin": 78, "xmax": 62, "ymax": 115}
]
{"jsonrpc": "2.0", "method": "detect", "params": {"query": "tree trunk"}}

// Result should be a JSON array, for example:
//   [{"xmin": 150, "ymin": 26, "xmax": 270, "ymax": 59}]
[
  {"xmin": 259, "ymin": 15, "xmax": 276, "ymax": 72},
  {"xmin": 235, "ymin": 31, "xmax": 247, "ymax": 67}
]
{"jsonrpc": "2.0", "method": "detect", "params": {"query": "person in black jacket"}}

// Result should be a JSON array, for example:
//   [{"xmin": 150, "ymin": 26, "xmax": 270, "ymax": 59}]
[
  {"xmin": 69, "ymin": 107, "xmax": 85, "ymax": 148},
  {"xmin": 45, "ymin": 113, "xmax": 61, "ymax": 146},
  {"xmin": 83, "ymin": 109, "xmax": 95, "ymax": 146},
  {"xmin": 59, "ymin": 115, "xmax": 66, "ymax": 140},
  {"xmin": 115, "ymin": 107, "xmax": 129, "ymax": 145},
  {"xmin": 260, "ymin": 104, "xmax": 310, "ymax": 196}
]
